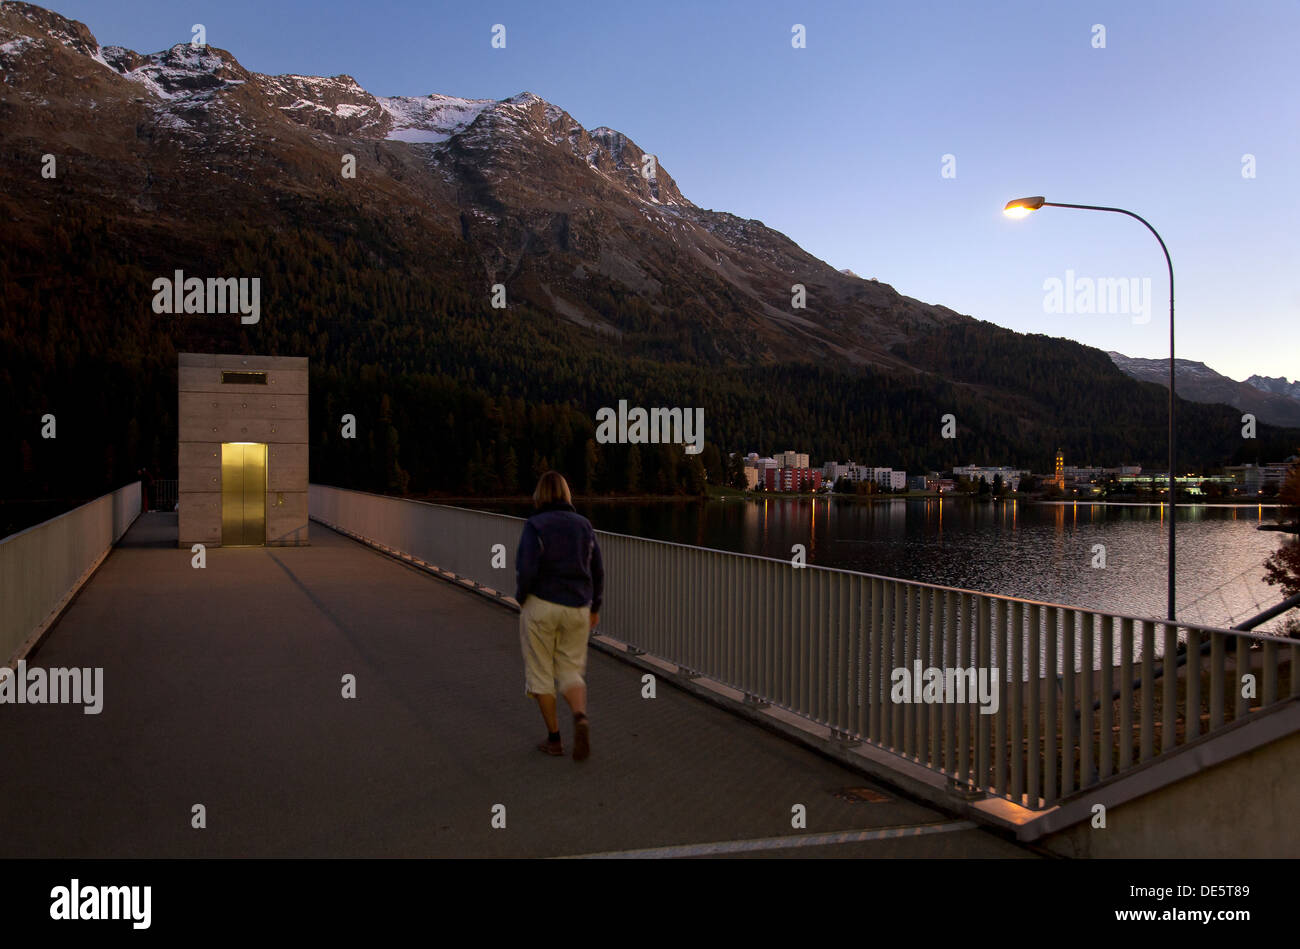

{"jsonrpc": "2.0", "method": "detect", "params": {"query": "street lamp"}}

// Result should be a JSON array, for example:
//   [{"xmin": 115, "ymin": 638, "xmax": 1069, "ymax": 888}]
[{"xmin": 1003, "ymin": 195, "xmax": 1177, "ymax": 622}]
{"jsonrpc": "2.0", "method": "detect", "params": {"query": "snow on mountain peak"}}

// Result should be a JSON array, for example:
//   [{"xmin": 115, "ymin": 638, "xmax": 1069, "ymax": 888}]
[
  {"xmin": 115, "ymin": 43, "xmax": 245, "ymax": 101},
  {"xmin": 378, "ymin": 93, "xmax": 494, "ymax": 144},
  {"xmin": 1, "ymin": 2, "xmax": 690, "ymax": 207}
]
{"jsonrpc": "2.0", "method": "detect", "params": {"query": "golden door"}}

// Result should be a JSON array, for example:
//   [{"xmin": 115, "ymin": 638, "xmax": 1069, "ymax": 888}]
[{"xmin": 220, "ymin": 442, "xmax": 267, "ymax": 546}]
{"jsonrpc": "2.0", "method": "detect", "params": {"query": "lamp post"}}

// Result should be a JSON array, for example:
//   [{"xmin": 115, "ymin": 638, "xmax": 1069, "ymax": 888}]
[{"xmin": 1004, "ymin": 196, "xmax": 1176, "ymax": 622}]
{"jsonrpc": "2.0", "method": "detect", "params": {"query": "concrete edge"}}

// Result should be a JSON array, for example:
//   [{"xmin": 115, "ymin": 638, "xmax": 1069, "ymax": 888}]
[
  {"xmin": 1015, "ymin": 696, "xmax": 1300, "ymax": 842},
  {"xmin": 309, "ymin": 514, "xmax": 1049, "ymax": 850},
  {"xmin": 6, "ymin": 511, "xmax": 142, "ymax": 669}
]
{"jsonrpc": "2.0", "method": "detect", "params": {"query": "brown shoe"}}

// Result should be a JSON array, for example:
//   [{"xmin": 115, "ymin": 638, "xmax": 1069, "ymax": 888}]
[
  {"xmin": 573, "ymin": 715, "xmax": 590, "ymax": 761},
  {"xmin": 537, "ymin": 739, "xmax": 564, "ymax": 756}
]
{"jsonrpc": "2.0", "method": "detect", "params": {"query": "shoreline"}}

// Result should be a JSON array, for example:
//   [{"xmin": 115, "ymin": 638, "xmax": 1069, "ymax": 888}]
[{"xmin": 419, "ymin": 492, "xmax": 1283, "ymax": 509}]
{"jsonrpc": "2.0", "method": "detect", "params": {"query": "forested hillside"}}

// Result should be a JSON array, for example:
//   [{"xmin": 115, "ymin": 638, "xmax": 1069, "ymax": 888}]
[
  {"xmin": 1, "ymin": 1, "xmax": 1295, "ymax": 515},
  {"xmin": 3, "ymin": 210, "xmax": 1293, "ymax": 511}
]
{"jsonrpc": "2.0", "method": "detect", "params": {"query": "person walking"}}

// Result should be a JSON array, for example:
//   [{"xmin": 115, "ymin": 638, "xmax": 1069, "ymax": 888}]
[{"xmin": 515, "ymin": 471, "xmax": 603, "ymax": 761}]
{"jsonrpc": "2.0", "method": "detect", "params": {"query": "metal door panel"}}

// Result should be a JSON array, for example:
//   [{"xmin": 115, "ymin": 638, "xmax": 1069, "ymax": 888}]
[
  {"xmin": 220, "ymin": 442, "xmax": 267, "ymax": 546},
  {"xmin": 241, "ymin": 443, "xmax": 266, "ymax": 545}
]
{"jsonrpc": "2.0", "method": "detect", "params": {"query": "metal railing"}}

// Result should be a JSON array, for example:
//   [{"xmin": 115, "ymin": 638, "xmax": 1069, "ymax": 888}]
[
  {"xmin": 149, "ymin": 479, "xmax": 178, "ymax": 513},
  {"xmin": 310, "ymin": 485, "xmax": 1298, "ymax": 809}
]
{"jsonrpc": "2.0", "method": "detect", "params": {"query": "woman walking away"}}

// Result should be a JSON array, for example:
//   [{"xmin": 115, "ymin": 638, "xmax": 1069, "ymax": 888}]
[{"xmin": 515, "ymin": 471, "xmax": 604, "ymax": 761}]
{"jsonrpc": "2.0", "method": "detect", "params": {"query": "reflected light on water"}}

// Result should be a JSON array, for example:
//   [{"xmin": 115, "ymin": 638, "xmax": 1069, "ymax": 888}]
[{"xmin": 485, "ymin": 497, "xmax": 1288, "ymax": 632}]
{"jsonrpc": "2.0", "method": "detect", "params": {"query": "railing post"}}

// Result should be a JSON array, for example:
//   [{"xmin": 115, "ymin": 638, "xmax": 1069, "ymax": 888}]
[
  {"xmin": 781, "ymin": 552, "xmax": 793, "ymax": 711},
  {"xmin": 892, "ymin": 582, "xmax": 905, "ymax": 752},
  {"xmin": 1027, "ymin": 603, "xmax": 1041, "ymax": 807},
  {"xmin": 833, "ymin": 570, "xmax": 846, "ymax": 733},
  {"xmin": 1235, "ymin": 635, "xmax": 1249, "ymax": 720},
  {"xmin": 1010, "ymin": 600, "xmax": 1024, "ymax": 803},
  {"xmin": 917, "ymin": 587, "xmax": 932, "ymax": 768},
  {"xmin": 1140, "ymin": 621, "xmax": 1156, "ymax": 762},
  {"xmin": 1262, "ymin": 639, "xmax": 1278, "ymax": 707},
  {"xmin": 1099, "ymin": 615, "xmax": 1113, "ymax": 780},
  {"xmin": 903, "ymin": 584, "xmax": 917, "ymax": 758},
  {"xmin": 943, "ymin": 590, "xmax": 957, "ymax": 780},
  {"xmin": 1210, "ymin": 630, "xmax": 1226, "ymax": 729},
  {"xmin": 928, "ymin": 589, "xmax": 942, "ymax": 771},
  {"xmin": 993, "ymin": 597, "xmax": 1007, "ymax": 797},
  {"xmin": 853, "ymin": 575, "xmax": 866, "ymax": 738},
  {"xmin": 1061, "ymin": 610, "xmax": 1076, "ymax": 796},
  {"xmin": 869, "ymin": 577, "xmax": 884, "ymax": 744},
  {"xmin": 1163, "ymin": 621, "xmax": 1178, "ymax": 753},
  {"xmin": 1080, "ymin": 613, "xmax": 1094, "ymax": 789},
  {"xmin": 1045, "ymin": 607, "xmax": 1058, "ymax": 804},
  {"xmin": 1186, "ymin": 626, "xmax": 1201, "ymax": 741},
  {"xmin": 819, "ymin": 568, "xmax": 831, "ymax": 725},
  {"xmin": 1119, "ymin": 618, "xmax": 1134, "ymax": 771},
  {"xmin": 976, "ymin": 596, "xmax": 991, "ymax": 793},
  {"xmin": 957, "ymin": 593, "xmax": 972, "ymax": 790}
]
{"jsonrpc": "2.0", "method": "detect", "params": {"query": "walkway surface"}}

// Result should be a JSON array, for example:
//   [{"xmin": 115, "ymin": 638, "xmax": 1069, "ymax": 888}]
[{"xmin": 0, "ymin": 513, "xmax": 1034, "ymax": 858}]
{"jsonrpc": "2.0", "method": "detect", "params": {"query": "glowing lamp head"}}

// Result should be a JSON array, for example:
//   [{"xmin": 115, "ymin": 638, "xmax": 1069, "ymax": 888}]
[{"xmin": 1003, "ymin": 196, "xmax": 1046, "ymax": 218}]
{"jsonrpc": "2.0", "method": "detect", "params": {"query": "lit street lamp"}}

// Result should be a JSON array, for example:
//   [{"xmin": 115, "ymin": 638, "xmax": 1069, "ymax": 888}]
[{"xmin": 1004, "ymin": 196, "xmax": 1177, "ymax": 622}]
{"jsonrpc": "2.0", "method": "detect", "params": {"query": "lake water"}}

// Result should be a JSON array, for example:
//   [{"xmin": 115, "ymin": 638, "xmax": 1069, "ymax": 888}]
[{"xmin": 481, "ymin": 497, "xmax": 1290, "ymax": 632}]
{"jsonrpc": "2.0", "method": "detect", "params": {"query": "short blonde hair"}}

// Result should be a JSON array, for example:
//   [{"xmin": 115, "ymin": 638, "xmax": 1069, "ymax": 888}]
[{"xmin": 533, "ymin": 470, "xmax": 572, "ymax": 506}]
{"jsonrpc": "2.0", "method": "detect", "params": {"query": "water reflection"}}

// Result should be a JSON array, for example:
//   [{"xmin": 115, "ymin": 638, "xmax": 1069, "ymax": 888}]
[{"xmin": 481, "ymin": 498, "xmax": 1286, "ymax": 630}]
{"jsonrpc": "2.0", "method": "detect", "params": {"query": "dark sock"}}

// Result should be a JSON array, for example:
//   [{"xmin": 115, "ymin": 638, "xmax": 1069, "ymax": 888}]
[
  {"xmin": 547, "ymin": 731, "xmax": 561, "ymax": 743},
  {"xmin": 574, "ymin": 713, "xmax": 588, "ymax": 723}
]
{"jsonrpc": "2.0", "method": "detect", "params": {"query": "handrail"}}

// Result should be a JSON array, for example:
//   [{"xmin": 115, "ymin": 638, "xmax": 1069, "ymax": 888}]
[
  {"xmin": 1085, "ymin": 593, "xmax": 1300, "ymax": 716},
  {"xmin": 316, "ymin": 486, "xmax": 1268, "ymax": 641}
]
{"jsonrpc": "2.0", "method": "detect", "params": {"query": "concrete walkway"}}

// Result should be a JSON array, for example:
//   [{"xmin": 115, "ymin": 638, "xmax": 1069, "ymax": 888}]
[{"xmin": 0, "ymin": 513, "xmax": 1034, "ymax": 858}]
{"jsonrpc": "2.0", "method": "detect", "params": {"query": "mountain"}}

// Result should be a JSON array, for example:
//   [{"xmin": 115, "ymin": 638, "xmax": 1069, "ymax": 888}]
[
  {"xmin": 0, "ymin": 1, "xmax": 956, "ymax": 368},
  {"xmin": 1108, "ymin": 353, "xmax": 1300, "ymax": 429},
  {"xmin": 1245, "ymin": 375, "xmax": 1300, "ymax": 402},
  {"xmin": 1, "ymin": 1, "xmax": 1296, "ymax": 504}
]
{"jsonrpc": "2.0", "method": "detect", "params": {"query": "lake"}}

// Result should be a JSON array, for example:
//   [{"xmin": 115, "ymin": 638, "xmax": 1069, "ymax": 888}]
[{"xmin": 478, "ymin": 497, "xmax": 1291, "ymax": 632}]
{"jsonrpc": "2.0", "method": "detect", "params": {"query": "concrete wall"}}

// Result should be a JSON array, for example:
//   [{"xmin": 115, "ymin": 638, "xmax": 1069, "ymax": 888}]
[
  {"xmin": 1, "ymin": 482, "xmax": 140, "ymax": 664},
  {"xmin": 178, "ymin": 353, "xmax": 309, "ymax": 547},
  {"xmin": 1043, "ymin": 716, "xmax": 1300, "ymax": 858}
]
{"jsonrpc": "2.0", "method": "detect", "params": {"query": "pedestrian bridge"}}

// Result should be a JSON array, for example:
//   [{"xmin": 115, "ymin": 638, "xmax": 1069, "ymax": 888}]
[{"xmin": 1, "ymin": 483, "xmax": 1296, "ymax": 857}]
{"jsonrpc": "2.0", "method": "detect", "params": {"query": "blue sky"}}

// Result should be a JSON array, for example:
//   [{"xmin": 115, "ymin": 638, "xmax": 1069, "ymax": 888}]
[{"xmin": 55, "ymin": 0, "xmax": 1300, "ymax": 381}]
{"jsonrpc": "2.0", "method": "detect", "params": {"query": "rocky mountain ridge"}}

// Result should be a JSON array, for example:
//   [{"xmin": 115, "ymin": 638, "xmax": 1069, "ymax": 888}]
[
  {"xmin": 0, "ymin": 0, "xmax": 961, "ymax": 370},
  {"xmin": 1108, "ymin": 352, "xmax": 1300, "ymax": 429}
]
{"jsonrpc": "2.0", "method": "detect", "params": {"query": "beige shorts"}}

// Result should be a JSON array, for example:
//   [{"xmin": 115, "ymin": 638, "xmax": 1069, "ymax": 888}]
[{"xmin": 520, "ymin": 595, "xmax": 591, "ymax": 697}]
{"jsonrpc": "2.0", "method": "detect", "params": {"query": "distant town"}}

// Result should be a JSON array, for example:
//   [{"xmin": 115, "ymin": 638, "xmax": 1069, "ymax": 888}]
[{"xmin": 736, "ymin": 450, "xmax": 1296, "ymax": 499}]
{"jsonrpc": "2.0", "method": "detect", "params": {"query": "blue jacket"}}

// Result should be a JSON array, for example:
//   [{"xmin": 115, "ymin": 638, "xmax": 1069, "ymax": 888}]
[{"xmin": 515, "ymin": 502, "xmax": 604, "ymax": 612}]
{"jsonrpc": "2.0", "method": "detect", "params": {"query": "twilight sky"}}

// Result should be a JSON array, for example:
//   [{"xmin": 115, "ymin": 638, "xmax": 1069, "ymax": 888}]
[{"xmin": 55, "ymin": 0, "xmax": 1300, "ymax": 381}]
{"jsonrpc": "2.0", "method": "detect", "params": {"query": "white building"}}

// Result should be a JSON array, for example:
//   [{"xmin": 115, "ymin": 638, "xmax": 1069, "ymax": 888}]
[
  {"xmin": 823, "ymin": 461, "xmax": 854, "ymax": 483},
  {"xmin": 952, "ymin": 465, "xmax": 1023, "ymax": 491},
  {"xmin": 1225, "ymin": 462, "xmax": 1293, "ymax": 493},
  {"xmin": 823, "ymin": 461, "xmax": 907, "ymax": 491}
]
